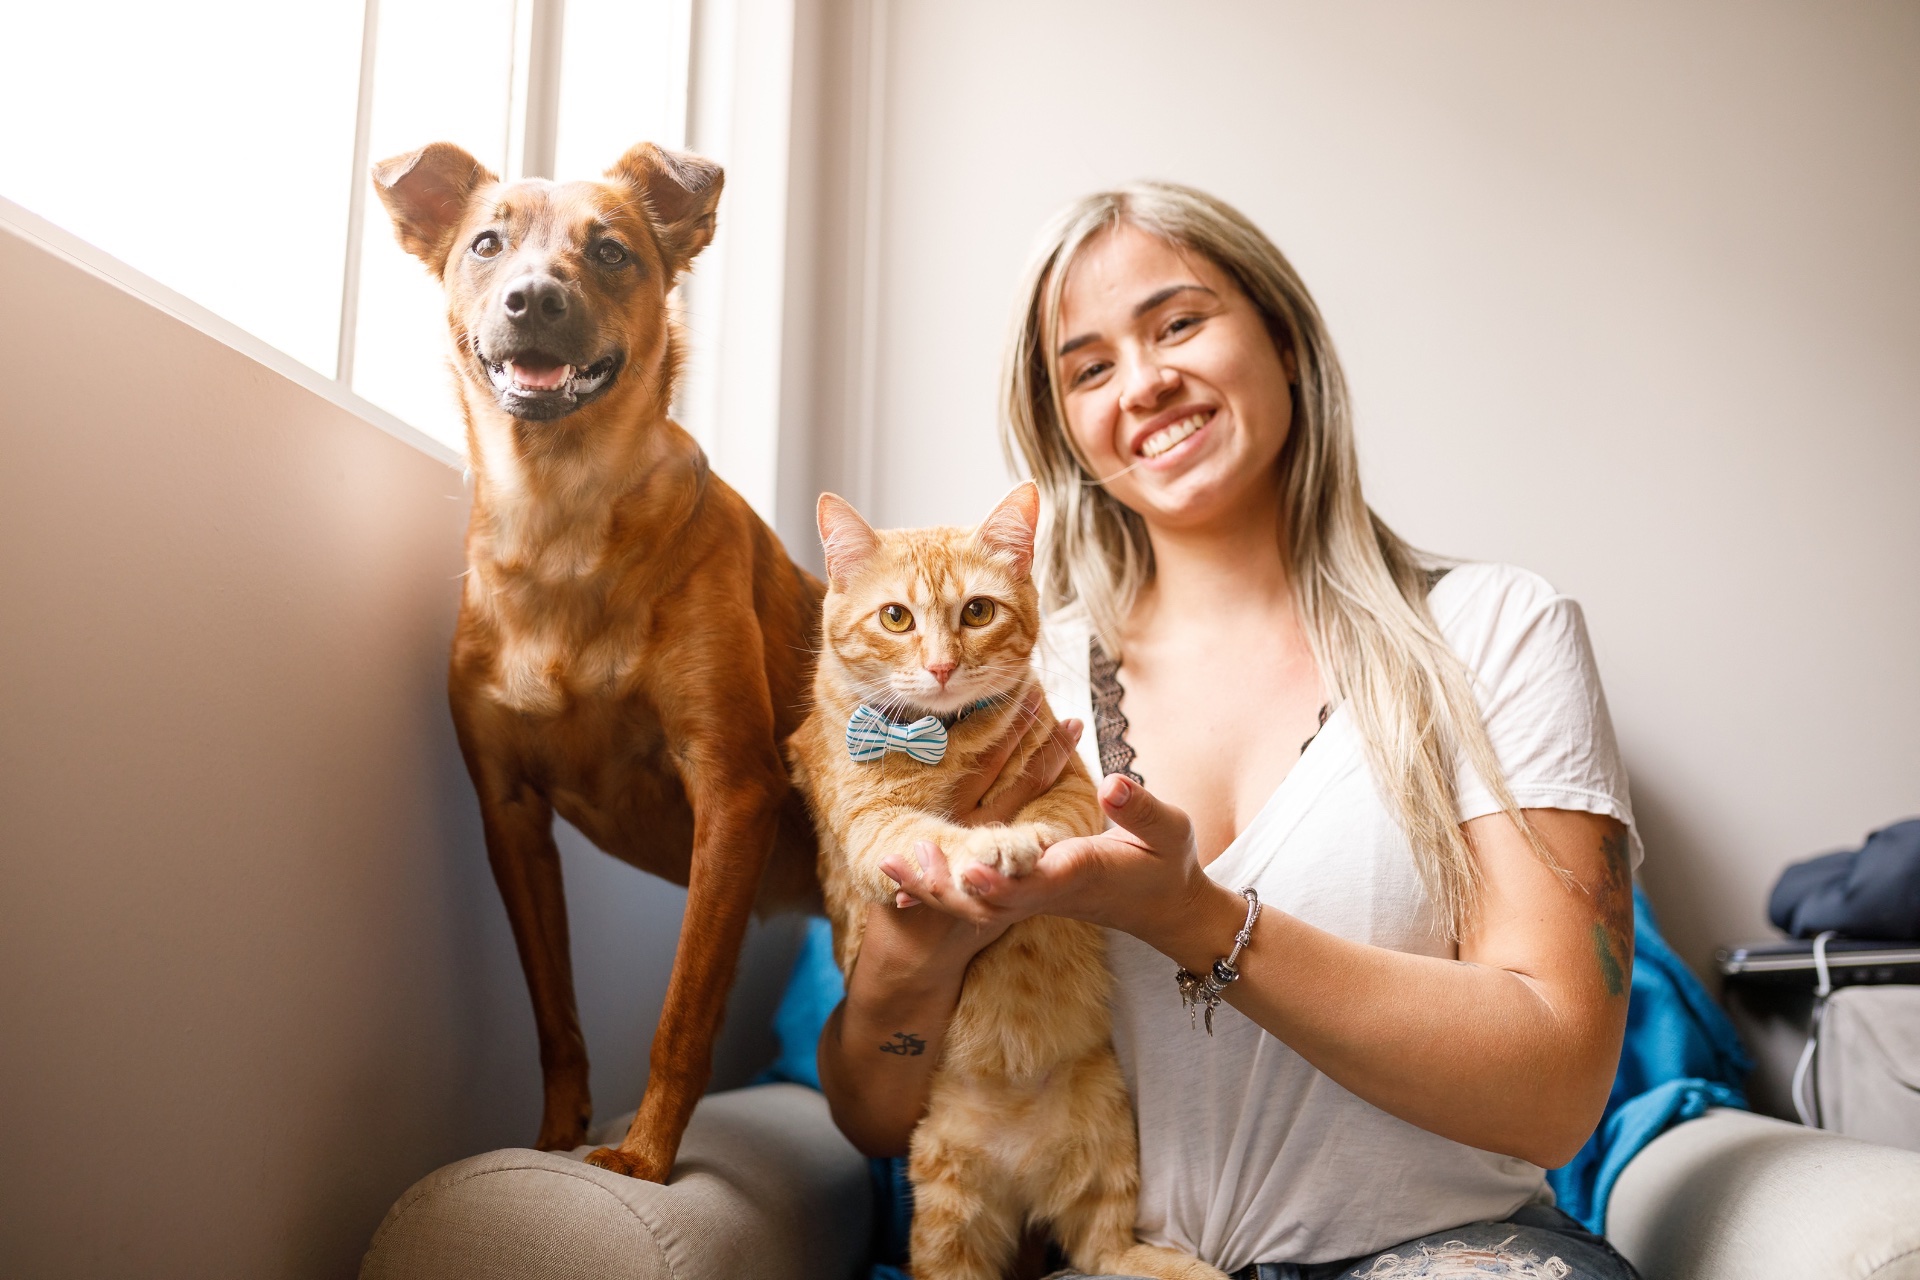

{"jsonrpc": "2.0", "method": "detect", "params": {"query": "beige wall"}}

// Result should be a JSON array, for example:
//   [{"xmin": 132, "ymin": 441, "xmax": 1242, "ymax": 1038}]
[
  {"xmin": 786, "ymin": 0, "xmax": 1920, "ymax": 980},
  {"xmin": 0, "ymin": 223, "xmax": 799, "ymax": 1277}
]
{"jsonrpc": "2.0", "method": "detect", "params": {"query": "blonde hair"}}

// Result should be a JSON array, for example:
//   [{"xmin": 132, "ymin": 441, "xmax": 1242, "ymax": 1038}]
[{"xmin": 1001, "ymin": 182, "xmax": 1550, "ymax": 935}]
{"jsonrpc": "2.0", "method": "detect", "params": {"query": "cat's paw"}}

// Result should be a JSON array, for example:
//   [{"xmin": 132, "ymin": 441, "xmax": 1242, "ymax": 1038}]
[{"xmin": 951, "ymin": 824, "xmax": 1045, "ymax": 885}]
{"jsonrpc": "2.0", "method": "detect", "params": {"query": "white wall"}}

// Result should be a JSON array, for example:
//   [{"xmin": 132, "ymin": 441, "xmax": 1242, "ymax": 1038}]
[
  {"xmin": 0, "ymin": 220, "xmax": 800, "ymax": 1278},
  {"xmin": 793, "ymin": 0, "xmax": 1920, "ymax": 980}
]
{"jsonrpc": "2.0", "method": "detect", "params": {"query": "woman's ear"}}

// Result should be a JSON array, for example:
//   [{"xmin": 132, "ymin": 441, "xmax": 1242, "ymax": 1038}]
[
  {"xmin": 817, "ymin": 493, "xmax": 879, "ymax": 589},
  {"xmin": 975, "ymin": 481, "xmax": 1040, "ymax": 578}
]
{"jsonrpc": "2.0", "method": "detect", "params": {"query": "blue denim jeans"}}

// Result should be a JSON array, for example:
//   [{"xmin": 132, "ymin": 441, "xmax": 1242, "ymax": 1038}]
[{"xmin": 1060, "ymin": 1203, "xmax": 1641, "ymax": 1280}]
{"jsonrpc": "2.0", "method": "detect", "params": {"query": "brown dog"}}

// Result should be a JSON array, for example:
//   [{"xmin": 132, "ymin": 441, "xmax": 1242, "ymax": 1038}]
[{"xmin": 373, "ymin": 140, "xmax": 822, "ymax": 1181}]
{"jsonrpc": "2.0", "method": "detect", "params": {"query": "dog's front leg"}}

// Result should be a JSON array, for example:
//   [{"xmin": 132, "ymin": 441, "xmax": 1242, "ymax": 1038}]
[
  {"xmin": 586, "ymin": 705, "xmax": 786, "ymax": 1181},
  {"xmin": 472, "ymin": 773, "xmax": 595, "ymax": 1152}
]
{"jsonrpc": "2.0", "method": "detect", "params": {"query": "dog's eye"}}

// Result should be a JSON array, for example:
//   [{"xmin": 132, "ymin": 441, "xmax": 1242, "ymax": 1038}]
[
  {"xmin": 961, "ymin": 598, "xmax": 995, "ymax": 627},
  {"xmin": 878, "ymin": 604, "xmax": 913, "ymax": 633},
  {"xmin": 471, "ymin": 231, "xmax": 503, "ymax": 259},
  {"xmin": 594, "ymin": 240, "xmax": 629, "ymax": 266}
]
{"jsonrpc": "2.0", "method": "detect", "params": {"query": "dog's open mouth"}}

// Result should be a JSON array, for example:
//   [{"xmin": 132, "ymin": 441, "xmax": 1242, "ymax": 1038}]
[{"xmin": 481, "ymin": 350, "xmax": 623, "ymax": 420}]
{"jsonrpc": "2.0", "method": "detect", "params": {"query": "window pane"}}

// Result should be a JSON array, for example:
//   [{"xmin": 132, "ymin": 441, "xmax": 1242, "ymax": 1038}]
[
  {"xmin": 554, "ymin": 0, "xmax": 688, "ymax": 176},
  {"xmin": 0, "ymin": 1, "xmax": 364, "ymax": 377},
  {"xmin": 350, "ymin": 0, "xmax": 517, "ymax": 452}
]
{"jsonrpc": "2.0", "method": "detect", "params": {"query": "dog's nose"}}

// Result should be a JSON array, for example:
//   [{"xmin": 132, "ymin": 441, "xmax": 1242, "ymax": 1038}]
[{"xmin": 502, "ymin": 274, "xmax": 569, "ymax": 323}]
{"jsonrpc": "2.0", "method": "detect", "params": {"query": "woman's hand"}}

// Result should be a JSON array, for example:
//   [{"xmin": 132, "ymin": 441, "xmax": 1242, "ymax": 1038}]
[
  {"xmin": 879, "ymin": 772, "xmax": 1243, "ymax": 962},
  {"xmin": 948, "ymin": 689, "xmax": 1087, "ymax": 827}
]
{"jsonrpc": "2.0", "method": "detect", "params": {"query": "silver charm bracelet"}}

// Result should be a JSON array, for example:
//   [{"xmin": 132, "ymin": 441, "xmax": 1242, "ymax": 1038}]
[{"xmin": 1175, "ymin": 887, "xmax": 1262, "ymax": 1034}]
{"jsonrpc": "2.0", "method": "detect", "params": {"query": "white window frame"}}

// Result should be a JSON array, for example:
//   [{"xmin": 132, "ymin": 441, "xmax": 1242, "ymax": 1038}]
[{"xmin": 6, "ymin": 0, "xmax": 823, "ymax": 487}]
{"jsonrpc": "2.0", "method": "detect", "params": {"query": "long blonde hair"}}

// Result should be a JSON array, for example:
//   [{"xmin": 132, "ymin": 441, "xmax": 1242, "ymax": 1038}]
[{"xmin": 1001, "ymin": 182, "xmax": 1550, "ymax": 935}]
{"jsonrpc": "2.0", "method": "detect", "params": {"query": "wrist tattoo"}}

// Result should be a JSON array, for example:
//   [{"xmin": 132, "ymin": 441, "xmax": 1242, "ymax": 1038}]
[{"xmin": 878, "ymin": 1031, "xmax": 927, "ymax": 1056}]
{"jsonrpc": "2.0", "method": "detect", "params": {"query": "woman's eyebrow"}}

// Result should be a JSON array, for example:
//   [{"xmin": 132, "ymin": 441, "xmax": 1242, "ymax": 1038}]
[
  {"xmin": 1133, "ymin": 283, "xmax": 1214, "ymax": 317},
  {"xmin": 1056, "ymin": 283, "xmax": 1218, "ymax": 357}
]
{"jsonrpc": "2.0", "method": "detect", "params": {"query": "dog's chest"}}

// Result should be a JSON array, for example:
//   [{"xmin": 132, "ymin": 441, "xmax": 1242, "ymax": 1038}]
[
  {"xmin": 466, "ymin": 552, "xmax": 652, "ymax": 716},
  {"xmin": 485, "ymin": 621, "xmax": 641, "ymax": 715}
]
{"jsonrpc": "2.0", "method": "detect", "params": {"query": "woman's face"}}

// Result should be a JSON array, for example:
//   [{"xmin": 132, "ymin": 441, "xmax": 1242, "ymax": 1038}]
[{"xmin": 1054, "ymin": 223, "xmax": 1296, "ymax": 534}]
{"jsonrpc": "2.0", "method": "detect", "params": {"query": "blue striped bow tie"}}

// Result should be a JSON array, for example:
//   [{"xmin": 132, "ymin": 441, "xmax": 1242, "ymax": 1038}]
[{"xmin": 845, "ymin": 705, "xmax": 950, "ymax": 765}]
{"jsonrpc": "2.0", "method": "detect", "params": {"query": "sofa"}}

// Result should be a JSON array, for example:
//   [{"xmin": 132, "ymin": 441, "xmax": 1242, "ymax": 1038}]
[{"xmin": 360, "ymin": 1082, "xmax": 1920, "ymax": 1280}]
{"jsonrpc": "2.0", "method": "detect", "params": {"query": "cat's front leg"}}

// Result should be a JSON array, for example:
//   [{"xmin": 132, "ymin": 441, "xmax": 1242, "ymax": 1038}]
[
  {"xmin": 946, "ymin": 822, "xmax": 1047, "ymax": 881},
  {"xmin": 844, "ymin": 808, "xmax": 1047, "ymax": 896},
  {"xmin": 842, "ymin": 808, "xmax": 984, "ymax": 905}
]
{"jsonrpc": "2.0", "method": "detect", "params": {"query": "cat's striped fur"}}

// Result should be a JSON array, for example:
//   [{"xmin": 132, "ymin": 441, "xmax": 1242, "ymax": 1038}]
[{"xmin": 785, "ymin": 483, "xmax": 1225, "ymax": 1280}]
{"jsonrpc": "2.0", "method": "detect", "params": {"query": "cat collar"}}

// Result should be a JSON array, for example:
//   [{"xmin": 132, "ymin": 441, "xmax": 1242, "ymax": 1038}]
[{"xmin": 844, "ymin": 699, "xmax": 993, "ymax": 765}]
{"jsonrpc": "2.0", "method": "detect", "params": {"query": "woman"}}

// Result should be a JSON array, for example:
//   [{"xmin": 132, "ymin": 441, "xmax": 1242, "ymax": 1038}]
[{"xmin": 817, "ymin": 183, "xmax": 1641, "ymax": 1280}]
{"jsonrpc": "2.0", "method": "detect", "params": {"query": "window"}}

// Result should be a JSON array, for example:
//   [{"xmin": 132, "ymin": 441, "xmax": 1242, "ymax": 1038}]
[{"xmin": 1, "ymin": 0, "xmax": 690, "ymax": 453}]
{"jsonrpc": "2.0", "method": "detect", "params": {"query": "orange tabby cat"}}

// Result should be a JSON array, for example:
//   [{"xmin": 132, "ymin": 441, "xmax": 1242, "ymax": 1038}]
[{"xmin": 785, "ymin": 482, "xmax": 1226, "ymax": 1280}]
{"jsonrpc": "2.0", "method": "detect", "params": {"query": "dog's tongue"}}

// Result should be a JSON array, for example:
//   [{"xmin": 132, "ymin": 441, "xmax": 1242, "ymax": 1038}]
[{"xmin": 511, "ymin": 359, "xmax": 572, "ymax": 391}]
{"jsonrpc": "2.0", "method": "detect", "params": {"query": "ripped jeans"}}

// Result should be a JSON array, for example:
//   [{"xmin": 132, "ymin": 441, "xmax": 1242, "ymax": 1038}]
[{"xmin": 1067, "ymin": 1203, "xmax": 1640, "ymax": 1280}]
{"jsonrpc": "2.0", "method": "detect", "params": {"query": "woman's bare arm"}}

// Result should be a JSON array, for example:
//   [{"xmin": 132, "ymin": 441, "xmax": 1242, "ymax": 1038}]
[
  {"xmin": 885, "ymin": 778, "xmax": 1631, "ymax": 1168},
  {"xmin": 1156, "ymin": 804, "xmax": 1629, "ymax": 1166}
]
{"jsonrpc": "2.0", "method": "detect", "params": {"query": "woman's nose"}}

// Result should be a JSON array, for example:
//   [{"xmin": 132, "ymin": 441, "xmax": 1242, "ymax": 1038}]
[{"xmin": 1117, "ymin": 358, "xmax": 1179, "ymax": 413}]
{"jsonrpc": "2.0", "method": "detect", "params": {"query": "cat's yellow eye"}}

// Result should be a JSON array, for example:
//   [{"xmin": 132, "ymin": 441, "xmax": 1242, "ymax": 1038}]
[
  {"xmin": 961, "ymin": 597, "xmax": 996, "ymax": 627},
  {"xmin": 878, "ymin": 603, "xmax": 914, "ymax": 633}
]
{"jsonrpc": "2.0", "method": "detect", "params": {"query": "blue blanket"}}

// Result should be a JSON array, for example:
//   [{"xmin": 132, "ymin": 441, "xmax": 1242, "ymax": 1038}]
[
  {"xmin": 1544, "ymin": 886, "xmax": 1751, "ymax": 1230},
  {"xmin": 766, "ymin": 889, "xmax": 1751, "ymax": 1247}
]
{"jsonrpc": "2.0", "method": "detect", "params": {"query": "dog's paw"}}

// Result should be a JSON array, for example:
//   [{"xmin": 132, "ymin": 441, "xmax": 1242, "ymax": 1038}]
[
  {"xmin": 952, "ymin": 824, "xmax": 1045, "ymax": 884},
  {"xmin": 584, "ymin": 1145, "xmax": 670, "ymax": 1182}
]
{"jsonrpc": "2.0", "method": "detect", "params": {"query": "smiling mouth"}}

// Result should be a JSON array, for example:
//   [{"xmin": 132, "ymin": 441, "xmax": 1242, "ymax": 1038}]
[
  {"xmin": 480, "ymin": 350, "xmax": 623, "ymax": 420},
  {"xmin": 1138, "ymin": 409, "xmax": 1213, "ymax": 458}
]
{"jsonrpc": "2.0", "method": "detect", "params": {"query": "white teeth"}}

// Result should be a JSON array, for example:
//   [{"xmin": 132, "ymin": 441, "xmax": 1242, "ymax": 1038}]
[
  {"xmin": 484, "ymin": 359, "xmax": 617, "ymax": 397},
  {"xmin": 1139, "ymin": 412, "xmax": 1208, "ymax": 458}
]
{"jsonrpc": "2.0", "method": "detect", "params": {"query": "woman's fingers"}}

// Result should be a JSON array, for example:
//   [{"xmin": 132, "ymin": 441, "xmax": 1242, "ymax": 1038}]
[
  {"xmin": 880, "ymin": 841, "xmax": 941, "ymax": 900},
  {"xmin": 1097, "ymin": 773, "xmax": 1196, "ymax": 858},
  {"xmin": 950, "ymin": 687, "xmax": 1044, "ymax": 816},
  {"xmin": 880, "ymin": 840, "xmax": 1044, "ymax": 929},
  {"xmin": 973, "ymin": 717, "xmax": 1083, "ymax": 825}
]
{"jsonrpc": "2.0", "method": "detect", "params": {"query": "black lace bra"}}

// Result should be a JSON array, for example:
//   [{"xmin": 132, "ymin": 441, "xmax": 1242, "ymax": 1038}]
[{"xmin": 1087, "ymin": 637, "xmax": 1330, "ymax": 788}]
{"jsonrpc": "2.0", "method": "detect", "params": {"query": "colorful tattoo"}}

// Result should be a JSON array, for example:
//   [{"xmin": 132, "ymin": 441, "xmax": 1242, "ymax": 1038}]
[{"xmin": 1592, "ymin": 827, "xmax": 1634, "ymax": 997}]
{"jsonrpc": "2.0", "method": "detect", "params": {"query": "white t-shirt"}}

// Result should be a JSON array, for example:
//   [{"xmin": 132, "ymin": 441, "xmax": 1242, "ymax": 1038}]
[{"xmin": 1036, "ymin": 562, "xmax": 1640, "ymax": 1269}]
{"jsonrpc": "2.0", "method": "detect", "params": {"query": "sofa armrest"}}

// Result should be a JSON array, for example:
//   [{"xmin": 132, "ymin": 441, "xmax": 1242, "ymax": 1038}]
[
  {"xmin": 1607, "ymin": 1107, "xmax": 1920, "ymax": 1280},
  {"xmin": 360, "ymin": 1084, "xmax": 871, "ymax": 1280}
]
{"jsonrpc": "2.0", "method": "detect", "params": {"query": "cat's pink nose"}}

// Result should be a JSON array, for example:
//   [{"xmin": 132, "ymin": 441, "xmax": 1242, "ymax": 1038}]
[{"xmin": 925, "ymin": 661, "xmax": 956, "ymax": 686}]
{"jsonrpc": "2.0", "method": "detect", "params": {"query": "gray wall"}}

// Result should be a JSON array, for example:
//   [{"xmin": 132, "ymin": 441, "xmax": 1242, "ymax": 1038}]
[
  {"xmin": 788, "ymin": 0, "xmax": 1920, "ymax": 982},
  {"xmin": 0, "ymin": 223, "xmax": 800, "ymax": 1278}
]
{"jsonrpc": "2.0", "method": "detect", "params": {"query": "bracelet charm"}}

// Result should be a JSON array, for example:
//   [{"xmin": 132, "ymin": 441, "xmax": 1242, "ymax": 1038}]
[{"xmin": 1175, "ymin": 886, "xmax": 1261, "ymax": 1034}]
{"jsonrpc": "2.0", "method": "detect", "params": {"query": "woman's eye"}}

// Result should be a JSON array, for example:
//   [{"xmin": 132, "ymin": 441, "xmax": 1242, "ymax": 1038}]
[
  {"xmin": 594, "ymin": 241, "xmax": 628, "ymax": 265},
  {"xmin": 961, "ymin": 598, "xmax": 995, "ymax": 627},
  {"xmin": 471, "ymin": 231, "xmax": 503, "ymax": 258},
  {"xmin": 878, "ymin": 604, "xmax": 914, "ymax": 633},
  {"xmin": 1164, "ymin": 315, "xmax": 1199, "ymax": 337},
  {"xmin": 1069, "ymin": 360, "xmax": 1110, "ymax": 388}
]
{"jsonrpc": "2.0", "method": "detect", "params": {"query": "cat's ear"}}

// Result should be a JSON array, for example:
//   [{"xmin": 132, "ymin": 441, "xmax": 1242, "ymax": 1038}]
[
  {"xmin": 975, "ymin": 481, "xmax": 1040, "ymax": 578},
  {"xmin": 818, "ymin": 493, "xmax": 880, "ymax": 589}
]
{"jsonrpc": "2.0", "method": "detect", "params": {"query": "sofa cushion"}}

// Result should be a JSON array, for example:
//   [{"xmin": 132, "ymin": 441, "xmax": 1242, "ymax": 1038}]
[
  {"xmin": 360, "ymin": 1084, "xmax": 871, "ymax": 1280},
  {"xmin": 1607, "ymin": 1107, "xmax": 1920, "ymax": 1280}
]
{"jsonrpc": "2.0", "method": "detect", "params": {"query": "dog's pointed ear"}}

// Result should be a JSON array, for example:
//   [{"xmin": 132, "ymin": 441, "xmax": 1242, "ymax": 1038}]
[
  {"xmin": 818, "ymin": 493, "xmax": 880, "ymax": 590},
  {"xmin": 975, "ymin": 481, "xmax": 1041, "ymax": 578},
  {"xmin": 372, "ymin": 143, "xmax": 497, "ymax": 276},
  {"xmin": 609, "ymin": 142, "xmax": 724, "ymax": 277}
]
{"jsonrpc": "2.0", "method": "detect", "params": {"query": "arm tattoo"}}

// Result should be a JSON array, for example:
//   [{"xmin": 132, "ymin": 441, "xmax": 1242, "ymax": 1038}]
[
  {"xmin": 878, "ymin": 1031, "xmax": 927, "ymax": 1056},
  {"xmin": 1591, "ymin": 828, "xmax": 1634, "ymax": 997}
]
